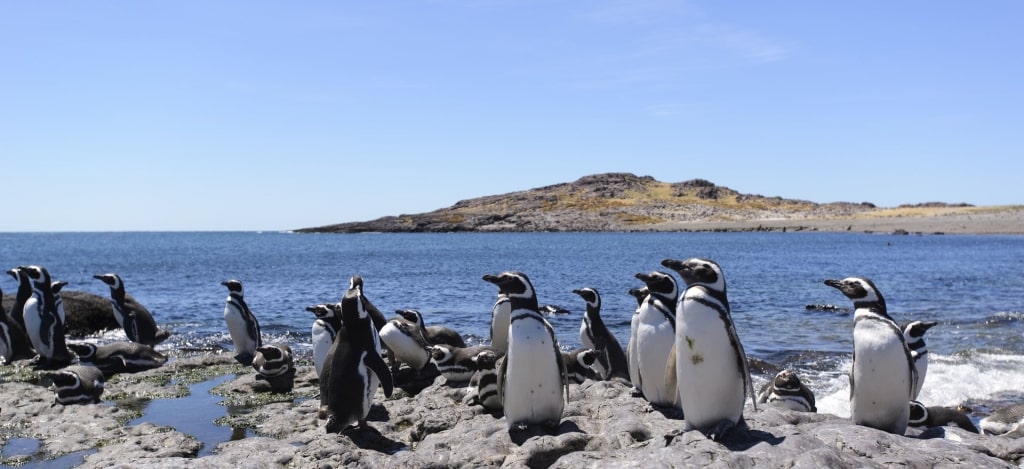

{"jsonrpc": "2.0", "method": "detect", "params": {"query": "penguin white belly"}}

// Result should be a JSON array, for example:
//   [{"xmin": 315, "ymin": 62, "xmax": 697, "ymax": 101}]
[
  {"xmin": 635, "ymin": 309, "xmax": 675, "ymax": 406},
  {"xmin": 491, "ymin": 301, "xmax": 511, "ymax": 353},
  {"xmin": 23, "ymin": 297, "xmax": 48, "ymax": 355},
  {"xmin": 358, "ymin": 351, "xmax": 381, "ymax": 419},
  {"xmin": 109, "ymin": 301, "xmax": 126, "ymax": 328},
  {"xmin": 851, "ymin": 320, "xmax": 911, "ymax": 434},
  {"xmin": 311, "ymin": 323, "xmax": 334, "ymax": 377},
  {"xmin": 676, "ymin": 305, "xmax": 745, "ymax": 429},
  {"xmin": 628, "ymin": 313, "xmax": 641, "ymax": 388},
  {"xmin": 224, "ymin": 308, "xmax": 256, "ymax": 355},
  {"xmin": 504, "ymin": 319, "xmax": 564, "ymax": 427},
  {"xmin": 379, "ymin": 323, "xmax": 429, "ymax": 370}
]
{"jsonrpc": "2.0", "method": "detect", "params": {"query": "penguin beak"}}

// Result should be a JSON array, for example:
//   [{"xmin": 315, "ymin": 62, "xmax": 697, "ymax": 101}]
[
  {"xmin": 921, "ymin": 321, "xmax": 939, "ymax": 331},
  {"xmin": 634, "ymin": 272, "xmax": 650, "ymax": 282},
  {"xmin": 824, "ymin": 279, "xmax": 843, "ymax": 289},
  {"xmin": 482, "ymin": 274, "xmax": 499, "ymax": 284},
  {"xmin": 571, "ymin": 288, "xmax": 583, "ymax": 295},
  {"xmin": 660, "ymin": 258, "xmax": 686, "ymax": 272}
]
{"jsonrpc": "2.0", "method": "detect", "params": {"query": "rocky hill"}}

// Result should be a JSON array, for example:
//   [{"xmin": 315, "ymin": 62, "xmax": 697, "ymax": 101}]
[{"xmin": 297, "ymin": 173, "xmax": 890, "ymax": 233}]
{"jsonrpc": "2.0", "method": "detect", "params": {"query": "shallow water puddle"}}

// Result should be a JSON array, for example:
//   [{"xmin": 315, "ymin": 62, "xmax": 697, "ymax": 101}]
[
  {"xmin": 126, "ymin": 374, "xmax": 253, "ymax": 457},
  {"xmin": 1, "ymin": 437, "xmax": 96, "ymax": 468}
]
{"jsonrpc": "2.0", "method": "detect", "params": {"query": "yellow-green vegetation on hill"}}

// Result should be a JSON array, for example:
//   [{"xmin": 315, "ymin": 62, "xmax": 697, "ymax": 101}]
[{"xmin": 296, "ymin": 173, "xmax": 1023, "ymax": 234}]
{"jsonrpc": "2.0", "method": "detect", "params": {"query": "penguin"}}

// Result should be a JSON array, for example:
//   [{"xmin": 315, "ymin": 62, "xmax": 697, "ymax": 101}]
[
  {"xmin": 482, "ymin": 275, "xmax": 512, "ymax": 354},
  {"xmin": 253, "ymin": 343, "xmax": 296, "ymax": 393},
  {"xmin": 825, "ymin": 276, "xmax": 916, "ymax": 435},
  {"xmin": 307, "ymin": 303, "xmax": 343, "ymax": 378},
  {"xmin": 626, "ymin": 286, "xmax": 648, "ymax": 395},
  {"xmin": 757, "ymin": 369, "xmax": 817, "ymax": 412},
  {"xmin": 430, "ymin": 343, "xmax": 503, "ymax": 383},
  {"xmin": 378, "ymin": 310, "xmax": 433, "ymax": 373},
  {"xmin": 320, "ymin": 284, "xmax": 394, "ymax": 433},
  {"xmin": 4, "ymin": 268, "xmax": 37, "ymax": 360},
  {"xmin": 221, "ymin": 279, "xmax": 263, "ymax": 366},
  {"xmin": 51, "ymin": 280, "xmax": 68, "ymax": 324},
  {"xmin": 980, "ymin": 403, "xmax": 1024, "ymax": 437},
  {"xmin": 20, "ymin": 265, "xmax": 75, "ymax": 368},
  {"xmin": 1, "ymin": 285, "xmax": 34, "ymax": 364},
  {"xmin": 46, "ymin": 364, "xmax": 105, "ymax": 405},
  {"xmin": 484, "ymin": 271, "xmax": 568, "ymax": 431},
  {"xmin": 908, "ymin": 400, "xmax": 979, "ymax": 433},
  {"xmin": 562, "ymin": 348, "xmax": 601, "ymax": 385},
  {"xmin": 348, "ymin": 275, "xmax": 387, "ymax": 332},
  {"xmin": 67, "ymin": 341, "xmax": 167, "ymax": 377},
  {"xmin": 466, "ymin": 350, "xmax": 502, "ymax": 411},
  {"xmin": 572, "ymin": 287, "xmax": 629, "ymax": 381},
  {"xmin": 93, "ymin": 273, "xmax": 170, "ymax": 346},
  {"xmin": 904, "ymin": 320, "xmax": 938, "ymax": 400},
  {"xmin": 395, "ymin": 309, "xmax": 466, "ymax": 348},
  {"xmin": 0, "ymin": 318, "xmax": 11, "ymax": 365},
  {"xmin": 663, "ymin": 257, "xmax": 756, "ymax": 440},
  {"xmin": 632, "ymin": 271, "xmax": 679, "ymax": 407}
]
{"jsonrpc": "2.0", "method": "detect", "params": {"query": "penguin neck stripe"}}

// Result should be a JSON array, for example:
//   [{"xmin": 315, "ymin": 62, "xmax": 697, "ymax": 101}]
[{"xmin": 510, "ymin": 312, "xmax": 542, "ymax": 323}]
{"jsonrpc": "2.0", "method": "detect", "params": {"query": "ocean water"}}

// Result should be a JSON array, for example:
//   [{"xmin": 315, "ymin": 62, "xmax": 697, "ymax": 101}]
[{"xmin": 2, "ymin": 231, "xmax": 1023, "ymax": 421}]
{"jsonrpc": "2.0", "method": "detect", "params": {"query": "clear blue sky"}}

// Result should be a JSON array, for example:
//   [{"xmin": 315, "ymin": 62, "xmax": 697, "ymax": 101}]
[{"xmin": 3, "ymin": 1, "xmax": 1021, "ymax": 231}]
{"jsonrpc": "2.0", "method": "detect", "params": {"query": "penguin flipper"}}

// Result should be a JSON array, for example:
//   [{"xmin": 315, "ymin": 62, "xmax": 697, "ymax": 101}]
[
  {"xmin": 496, "ymin": 354, "xmax": 507, "ymax": 405},
  {"xmin": 364, "ymin": 352, "xmax": 394, "ymax": 398},
  {"xmin": 726, "ymin": 317, "xmax": 757, "ymax": 412}
]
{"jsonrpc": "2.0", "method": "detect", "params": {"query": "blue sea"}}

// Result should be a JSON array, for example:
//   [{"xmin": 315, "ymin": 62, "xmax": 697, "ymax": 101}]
[{"xmin": 2, "ymin": 231, "xmax": 1023, "ymax": 419}]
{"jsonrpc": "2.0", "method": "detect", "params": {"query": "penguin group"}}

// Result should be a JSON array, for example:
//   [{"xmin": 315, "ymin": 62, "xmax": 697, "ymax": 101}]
[
  {"xmin": 3, "ymin": 258, "xmax": 984, "ymax": 442},
  {"xmin": 1, "ymin": 265, "xmax": 171, "ymax": 406}
]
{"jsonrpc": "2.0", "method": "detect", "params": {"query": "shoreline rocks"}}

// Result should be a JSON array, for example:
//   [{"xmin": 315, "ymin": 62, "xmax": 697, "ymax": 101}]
[{"xmin": 3, "ymin": 353, "xmax": 1024, "ymax": 468}]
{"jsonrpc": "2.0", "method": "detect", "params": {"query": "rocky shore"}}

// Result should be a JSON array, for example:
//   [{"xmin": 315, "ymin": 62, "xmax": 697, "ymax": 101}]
[
  {"xmin": 295, "ymin": 173, "xmax": 1024, "ymax": 235},
  {"xmin": 3, "ymin": 352, "xmax": 1024, "ymax": 468}
]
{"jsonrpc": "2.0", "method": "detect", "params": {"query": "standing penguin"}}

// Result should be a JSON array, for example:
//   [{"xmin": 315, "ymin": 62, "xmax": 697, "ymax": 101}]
[
  {"xmin": 307, "ymin": 303, "xmax": 343, "ymax": 378},
  {"xmin": 904, "ymin": 320, "xmax": 938, "ymax": 400},
  {"xmin": 221, "ymin": 279, "xmax": 263, "ymax": 366},
  {"xmin": 19, "ymin": 266, "xmax": 75, "ymax": 368},
  {"xmin": 0, "ymin": 285, "xmax": 34, "ymax": 363},
  {"xmin": 572, "ymin": 287, "xmax": 629, "ymax": 381},
  {"xmin": 484, "ymin": 271, "xmax": 568, "ymax": 431},
  {"xmin": 663, "ymin": 258, "xmax": 755, "ymax": 440},
  {"xmin": 5, "ymin": 267, "xmax": 36, "ymax": 360},
  {"xmin": 320, "ymin": 284, "xmax": 394, "ymax": 433},
  {"xmin": 825, "ymin": 276, "xmax": 916, "ymax": 435},
  {"xmin": 633, "ymin": 271, "xmax": 679, "ymax": 407},
  {"xmin": 348, "ymin": 275, "xmax": 387, "ymax": 332},
  {"xmin": 626, "ymin": 286, "xmax": 648, "ymax": 395},
  {"xmin": 482, "ymin": 276, "xmax": 512, "ymax": 354},
  {"xmin": 93, "ymin": 273, "xmax": 170, "ymax": 346}
]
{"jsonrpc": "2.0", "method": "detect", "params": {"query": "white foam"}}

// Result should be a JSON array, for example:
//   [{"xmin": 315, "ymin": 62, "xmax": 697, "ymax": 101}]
[{"xmin": 813, "ymin": 353, "xmax": 1024, "ymax": 418}]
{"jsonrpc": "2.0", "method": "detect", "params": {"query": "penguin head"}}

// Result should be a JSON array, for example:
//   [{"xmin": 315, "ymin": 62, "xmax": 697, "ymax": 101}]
[
  {"xmin": 396, "ymin": 309, "xmax": 424, "ymax": 327},
  {"xmin": 577, "ymin": 349, "xmax": 600, "ymax": 367},
  {"xmin": 93, "ymin": 273, "xmax": 124, "ymax": 291},
  {"xmin": 256, "ymin": 345, "xmax": 285, "ymax": 362},
  {"xmin": 627, "ymin": 286, "xmax": 649, "ymax": 307},
  {"xmin": 904, "ymin": 320, "xmax": 938, "ymax": 340},
  {"xmin": 634, "ymin": 271, "xmax": 678, "ymax": 300},
  {"xmin": 908, "ymin": 400, "xmax": 929, "ymax": 426},
  {"xmin": 481, "ymin": 272, "xmax": 536, "ymax": 300},
  {"xmin": 220, "ymin": 279, "xmax": 244, "ymax": 296},
  {"xmin": 22, "ymin": 265, "xmax": 52, "ymax": 290},
  {"xmin": 473, "ymin": 350, "xmax": 497, "ymax": 369},
  {"xmin": 824, "ymin": 277, "xmax": 887, "ymax": 311},
  {"xmin": 67, "ymin": 343, "xmax": 98, "ymax": 360},
  {"xmin": 340, "ymin": 286, "xmax": 371, "ymax": 325},
  {"xmin": 348, "ymin": 275, "xmax": 364, "ymax": 291},
  {"xmin": 47, "ymin": 369, "xmax": 82, "ymax": 391},
  {"xmin": 305, "ymin": 304, "xmax": 334, "ymax": 319},
  {"xmin": 51, "ymin": 280, "xmax": 68, "ymax": 295},
  {"xmin": 662, "ymin": 258, "xmax": 726, "ymax": 292},
  {"xmin": 429, "ymin": 344, "xmax": 453, "ymax": 364},
  {"xmin": 772, "ymin": 369, "xmax": 803, "ymax": 392},
  {"xmin": 572, "ymin": 288, "xmax": 601, "ymax": 310}
]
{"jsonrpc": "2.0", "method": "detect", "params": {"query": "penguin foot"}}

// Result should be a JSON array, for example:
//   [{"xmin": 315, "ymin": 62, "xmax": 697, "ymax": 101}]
[
  {"xmin": 629, "ymin": 387, "xmax": 644, "ymax": 398},
  {"xmin": 702, "ymin": 417, "xmax": 748, "ymax": 443}
]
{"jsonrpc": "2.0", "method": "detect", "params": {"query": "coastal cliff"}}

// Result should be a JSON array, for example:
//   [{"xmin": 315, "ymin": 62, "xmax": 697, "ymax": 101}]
[{"xmin": 295, "ymin": 173, "xmax": 1017, "ymax": 234}]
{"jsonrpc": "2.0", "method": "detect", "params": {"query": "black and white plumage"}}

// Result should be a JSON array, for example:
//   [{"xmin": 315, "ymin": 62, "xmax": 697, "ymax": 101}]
[
  {"xmin": 825, "ymin": 276, "xmax": 916, "ymax": 435},
  {"xmin": 396, "ymin": 309, "xmax": 466, "ymax": 348},
  {"xmin": 320, "ymin": 284, "xmax": 394, "ymax": 433},
  {"xmin": 483, "ymin": 277, "xmax": 512, "ymax": 354},
  {"xmin": 379, "ymin": 310, "xmax": 433, "ymax": 372},
  {"xmin": 94, "ymin": 273, "xmax": 170, "ymax": 346},
  {"xmin": 562, "ymin": 348, "xmax": 601, "ymax": 385},
  {"xmin": 0, "ymin": 278, "xmax": 35, "ymax": 362},
  {"xmin": 466, "ymin": 350, "xmax": 502, "ymax": 412},
  {"xmin": 51, "ymin": 280, "xmax": 68, "ymax": 324},
  {"xmin": 484, "ymin": 271, "xmax": 568, "ymax": 431},
  {"xmin": 908, "ymin": 400, "xmax": 979, "ymax": 433},
  {"xmin": 221, "ymin": 279, "xmax": 263, "ymax": 366},
  {"xmin": 307, "ymin": 303, "xmax": 342, "ymax": 378},
  {"xmin": 6, "ymin": 266, "xmax": 33, "ymax": 333},
  {"xmin": 47, "ymin": 365, "xmax": 105, "ymax": 405},
  {"xmin": 253, "ymin": 343, "xmax": 296, "ymax": 393},
  {"xmin": 348, "ymin": 275, "xmax": 387, "ymax": 332},
  {"xmin": 67, "ymin": 341, "xmax": 167, "ymax": 377},
  {"xmin": 572, "ymin": 287, "xmax": 629, "ymax": 381},
  {"xmin": 980, "ymin": 403, "xmax": 1024, "ymax": 437},
  {"xmin": 904, "ymin": 320, "xmax": 938, "ymax": 400},
  {"xmin": 20, "ymin": 265, "xmax": 75, "ymax": 368},
  {"xmin": 430, "ymin": 344, "xmax": 503, "ymax": 383},
  {"xmin": 626, "ymin": 286, "xmax": 648, "ymax": 394},
  {"xmin": 757, "ymin": 369, "xmax": 817, "ymax": 412},
  {"xmin": 663, "ymin": 258, "xmax": 755, "ymax": 440},
  {"xmin": 632, "ymin": 271, "xmax": 678, "ymax": 407}
]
